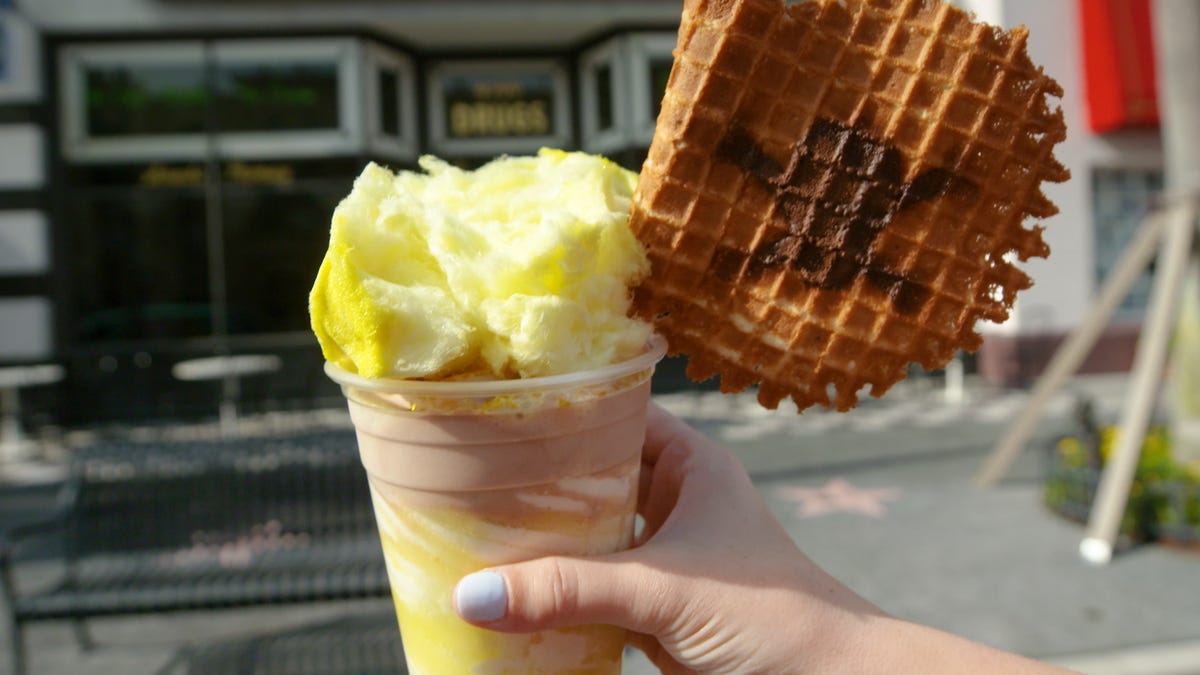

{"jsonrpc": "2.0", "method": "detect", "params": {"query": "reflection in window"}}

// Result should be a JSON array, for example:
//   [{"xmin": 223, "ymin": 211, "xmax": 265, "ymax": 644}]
[
  {"xmin": 649, "ymin": 57, "xmax": 673, "ymax": 120},
  {"xmin": 68, "ymin": 188, "xmax": 213, "ymax": 341},
  {"xmin": 85, "ymin": 64, "xmax": 208, "ymax": 137},
  {"xmin": 66, "ymin": 168, "xmax": 351, "ymax": 342},
  {"xmin": 222, "ymin": 184, "xmax": 345, "ymax": 335},
  {"xmin": 595, "ymin": 62, "xmax": 614, "ymax": 132},
  {"xmin": 378, "ymin": 69, "xmax": 401, "ymax": 137},
  {"xmin": 1092, "ymin": 167, "xmax": 1163, "ymax": 316},
  {"xmin": 213, "ymin": 62, "xmax": 340, "ymax": 132},
  {"xmin": 82, "ymin": 58, "xmax": 340, "ymax": 137}
]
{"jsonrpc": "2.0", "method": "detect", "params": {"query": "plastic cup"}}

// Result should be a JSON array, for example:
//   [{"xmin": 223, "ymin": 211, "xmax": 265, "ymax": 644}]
[{"xmin": 324, "ymin": 335, "xmax": 666, "ymax": 674}]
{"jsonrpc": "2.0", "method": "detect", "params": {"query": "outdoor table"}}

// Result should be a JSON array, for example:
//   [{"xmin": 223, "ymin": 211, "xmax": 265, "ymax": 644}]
[
  {"xmin": 0, "ymin": 363, "xmax": 65, "ymax": 462},
  {"xmin": 172, "ymin": 354, "xmax": 282, "ymax": 435}
]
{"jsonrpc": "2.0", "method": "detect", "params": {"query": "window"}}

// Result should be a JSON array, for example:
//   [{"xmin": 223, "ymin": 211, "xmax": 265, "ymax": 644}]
[
  {"xmin": 62, "ymin": 43, "xmax": 208, "ymax": 159},
  {"xmin": 364, "ymin": 42, "xmax": 418, "ymax": 161},
  {"xmin": 595, "ymin": 63, "xmax": 614, "ymax": 133},
  {"xmin": 67, "ymin": 185, "xmax": 213, "ymax": 341},
  {"xmin": 212, "ymin": 60, "xmax": 340, "ymax": 133},
  {"xmin": 64, "ymin": 158, "xmax": 357, "ymax": 343},
  {"xmin": 1092, "ymin": 167, "xmax": 1163, "ymax": 316},
  {"xmin": 648, "ymin": 56, "xmax": 673, "ymax": 121},
  {"xmin": 579, "ymin": 33, "xmax": 675, "ymax": 154},
  {"xmin": 579, "ymin": 38, "xmax": 625, "ymax": 153},
  {"xmin": 84, "ymin": 62, "xmax": 208, "ymax": 137},
  {"xmin": 60, "ymin": 38, "xmax": 364, "ymax": 162},
  {"xmin": 378, "ymin": 69, "xmax": 401, "ymax": 137},
  {"xmin": 428, "ymin": 59, "xmax": 571, "ymax": 156},
  {"xmin": 626, "ymin": 33, "xmax": 676, "ymax": 146},
  {"xmin": 221, "ymin": 178, "xmax": 348, "ymax": 335}
]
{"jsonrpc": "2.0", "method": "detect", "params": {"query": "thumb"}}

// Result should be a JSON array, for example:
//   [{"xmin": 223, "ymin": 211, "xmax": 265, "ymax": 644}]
[{"xmin": 453, "ymin": 555, "xmax": 666, "ymax": 635}]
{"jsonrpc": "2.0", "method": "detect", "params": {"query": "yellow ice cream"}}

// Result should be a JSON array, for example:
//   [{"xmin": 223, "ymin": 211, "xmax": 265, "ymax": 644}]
[{"xmin": 309, "ymin": 148, "xmax": 651, "ymax": 380}]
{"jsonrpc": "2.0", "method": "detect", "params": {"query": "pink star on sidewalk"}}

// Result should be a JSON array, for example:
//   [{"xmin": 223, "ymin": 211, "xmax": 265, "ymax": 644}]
[{"xmin": 776, "ymin": 477, "xmax": 901, "ymax": 518}]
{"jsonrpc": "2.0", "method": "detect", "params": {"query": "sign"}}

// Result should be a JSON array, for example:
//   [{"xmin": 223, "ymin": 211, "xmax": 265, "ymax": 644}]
[
  {"xmin": 139, "ymin": 163, "xmax": 205, "ymax": 188},
  {"xmin": 136, "ymin": 161, "xmax": 296, "ymax": 188},
  {"xmin": 441, "ymin": 72, "xmax": 554, "ymax": 139},
  {"xmin": 1080, "ymin": 0, "xmax": 1159, "ymax": 132},
  {"xmin": 429, "ymin": 60, "xmax": 570, "ymax": 155}
]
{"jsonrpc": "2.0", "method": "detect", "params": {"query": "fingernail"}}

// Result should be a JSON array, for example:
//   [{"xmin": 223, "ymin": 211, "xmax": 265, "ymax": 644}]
[{"xmin": 455, "ymin": 571, "xmax": 507, "ymax": 622}]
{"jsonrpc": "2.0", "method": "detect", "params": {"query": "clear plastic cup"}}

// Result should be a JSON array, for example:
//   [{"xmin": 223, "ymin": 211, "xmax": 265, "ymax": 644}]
[{"xmin": 325, "ymin": 335, "xmax": 666, "ymax": 674}]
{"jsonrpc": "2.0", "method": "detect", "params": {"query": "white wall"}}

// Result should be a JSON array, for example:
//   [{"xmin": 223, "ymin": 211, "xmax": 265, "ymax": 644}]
[
  {"xmin": 975, "ymin": 0, "xmax": 1155, "ymax": 336},
  {"xmin": 0, "ymin": 11, "xmax": 41, "ymax": 102},
  {"xmin": 0, "ymin": 124, "xmax": 43, "ymax": 188},
  {"xmin": 0, "ymin": 210, "xmax": 48, "ymax": 275},
  {"xmin": 0, "ymin": 7, "xmax": 51, "ymax": 362}
]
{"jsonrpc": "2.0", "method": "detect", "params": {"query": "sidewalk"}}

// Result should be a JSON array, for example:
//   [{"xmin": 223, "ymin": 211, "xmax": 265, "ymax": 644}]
[{"xmin": 3, "ymin": 372, "xmax": 1198, "ymax": 674}]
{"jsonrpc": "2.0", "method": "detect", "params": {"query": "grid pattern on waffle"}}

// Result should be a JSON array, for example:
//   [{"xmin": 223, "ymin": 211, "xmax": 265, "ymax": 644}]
[{"xmin": 629, "ymin": 0, "xmax": 1068, "ymax": 411}]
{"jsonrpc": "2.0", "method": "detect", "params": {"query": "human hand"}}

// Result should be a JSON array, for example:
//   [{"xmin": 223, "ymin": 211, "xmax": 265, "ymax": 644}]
[
  {"xmin": 453, "ymin": 403, "xmax": 1075, "ymax": 674},
  {"xmin": 452, "ymin": 402, "xmax": 882, "ymax": 672}
]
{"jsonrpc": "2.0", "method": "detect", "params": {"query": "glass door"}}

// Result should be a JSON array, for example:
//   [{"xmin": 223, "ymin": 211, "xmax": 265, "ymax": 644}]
[{"xmin": 56, "ymin": 38, "xmax": 369, "ymax": 423}]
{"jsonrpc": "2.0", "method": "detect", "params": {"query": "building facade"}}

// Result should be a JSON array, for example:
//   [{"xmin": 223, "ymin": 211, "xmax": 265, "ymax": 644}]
[{"xmin": 0, "ymin": 0, "xmax": 1163, "ymax": 426}]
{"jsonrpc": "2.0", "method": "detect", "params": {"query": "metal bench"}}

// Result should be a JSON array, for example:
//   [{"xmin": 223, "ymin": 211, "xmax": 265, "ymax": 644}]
[
  {"xmin": 159, "ymin": 609, "xmax": 407, "ymax": 675},
  {"xmin": 0, "ymin": 428, "xmax": 391, "ymax": 675}
]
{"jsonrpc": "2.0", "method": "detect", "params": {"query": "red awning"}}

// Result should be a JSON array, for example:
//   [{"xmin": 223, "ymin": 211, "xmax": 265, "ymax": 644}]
[{"xmin": 1079, "ymin": 0, "xmax": 1160, "ymax": 133}]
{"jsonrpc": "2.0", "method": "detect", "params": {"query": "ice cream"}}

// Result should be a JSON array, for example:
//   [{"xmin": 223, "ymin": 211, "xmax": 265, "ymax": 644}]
[
  {"xmin": 310, "ymin": 148, "xmax": 664, "ymax": 674},
  {"xmin": 341, "ymin": 357, "xmax": 660, "ymax": 674},
  {"xmin": 309, "ymin": 148, "xmax": 652, "ymax": 381}
]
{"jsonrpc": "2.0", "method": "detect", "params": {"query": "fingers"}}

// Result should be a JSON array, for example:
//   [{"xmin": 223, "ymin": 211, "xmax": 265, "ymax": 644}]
[
  {"xmin": 453, "ymin": 407, "xmax": 705, "ymax": 639},
  {"xmin": 637, "ymin": 458, "xmax": 655, "ymax": 515},
  {"xmin": 453, "ymin": 555, "xmax": 669, "ymax": 636},
  {"xmin": 638, "ymin": 402, "xmax": 712, "ymax": 538},
  {"xmin": 627, "ymin": 631, "xmax": 690, "ymax": 675},
  {"xmin": 642, "ymin": 402, "xmax": 696, "ymax": 465},
  {"xmin": 639, "ymin": 447, "xmax": 687, "ymax": 540}
]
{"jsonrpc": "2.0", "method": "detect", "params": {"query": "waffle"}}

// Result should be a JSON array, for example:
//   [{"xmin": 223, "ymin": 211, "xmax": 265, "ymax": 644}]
[{"xmin": 629, "ymin": 0, "xmax": 1069, "ymax": 411}]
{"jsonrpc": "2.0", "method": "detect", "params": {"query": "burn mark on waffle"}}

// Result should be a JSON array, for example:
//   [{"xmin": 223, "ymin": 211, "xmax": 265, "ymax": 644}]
[{"xmin": 716, "ymin": 119, "xmax": 966, "ymax": 314}]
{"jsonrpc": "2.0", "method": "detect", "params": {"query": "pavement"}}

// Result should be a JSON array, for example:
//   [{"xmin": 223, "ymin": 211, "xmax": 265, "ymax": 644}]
[{"xmin": 2, "ymin": 371, "xmax": 1199, "ymax": 674}]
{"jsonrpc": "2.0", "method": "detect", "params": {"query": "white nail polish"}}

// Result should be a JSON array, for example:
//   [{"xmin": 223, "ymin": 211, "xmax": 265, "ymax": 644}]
[{"xmin": 455, "ymin": 571, "xmax": 507, "ymax": 622}]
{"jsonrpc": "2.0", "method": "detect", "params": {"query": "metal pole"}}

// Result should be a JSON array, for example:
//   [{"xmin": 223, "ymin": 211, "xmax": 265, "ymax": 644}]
[
  {"xmin": 0, "ymin": 387, "xmax": 24, "ymax": 463},
  {"xmin": 944, "ymin": 352, "xmax": 965, "ymax": 405},
  {"xmin": 1080, "ymin": 201, "xmax": 1196, "ymax": 565},
  {"xmin": 201, "ymin": 40, "xmax": 238, "ymax": 435}
]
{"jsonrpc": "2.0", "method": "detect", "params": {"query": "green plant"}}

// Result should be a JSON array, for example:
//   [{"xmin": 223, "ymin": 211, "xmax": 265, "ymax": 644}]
[{"xmin": 1046, "ymin": 426, "xmax": 1200, "ymax": 543}]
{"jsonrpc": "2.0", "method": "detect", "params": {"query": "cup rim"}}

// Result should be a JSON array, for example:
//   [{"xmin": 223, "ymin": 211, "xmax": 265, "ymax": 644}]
[{"xmin": 324, "ymin": 333, "xmax": 667, "ymax": 397}]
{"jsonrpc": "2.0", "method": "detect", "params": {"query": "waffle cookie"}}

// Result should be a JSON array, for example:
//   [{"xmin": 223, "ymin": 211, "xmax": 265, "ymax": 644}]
[{"xmin": 629, "ymin": 0, "xmax": 1069, "ymax": 411}]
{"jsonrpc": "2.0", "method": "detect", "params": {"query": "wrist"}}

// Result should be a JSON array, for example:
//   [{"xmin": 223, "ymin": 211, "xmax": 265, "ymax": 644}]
[
  {"xmin": 847, "ymin": 615, "xmax": 1074, "ymax": 674},
  {"xmin": 762, "ymin": 574, "xmax": 890, "ymax": 673}
]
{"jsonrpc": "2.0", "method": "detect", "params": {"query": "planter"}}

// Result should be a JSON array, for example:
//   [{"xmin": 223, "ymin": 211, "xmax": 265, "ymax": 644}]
[
  {"xmin": 1043, "ymin": 430, "xmax": 1200, "ymax": 548},
  {"xmin": 1143, "ymin": 480, "xmax": 1200, "ymax": 548}
]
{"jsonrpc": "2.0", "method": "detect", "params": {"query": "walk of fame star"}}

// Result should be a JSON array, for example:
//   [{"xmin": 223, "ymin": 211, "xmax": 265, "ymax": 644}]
[{"xmin": 776, "ymin": 477, "xmax": 901, "ymax": 518}]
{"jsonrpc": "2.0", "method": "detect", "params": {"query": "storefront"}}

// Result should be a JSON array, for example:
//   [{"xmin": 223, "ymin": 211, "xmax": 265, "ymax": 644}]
[
  {"xmin": 52, "ymin": 37, "xmax": 405, "ymax": 422},
  {"xmin": 0, "ymin": 0, "xmax": 1169, "ymax": 427},
  {"xmin": 2, "ymin": 2, "xmax": 680, "ymax": 425}
]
